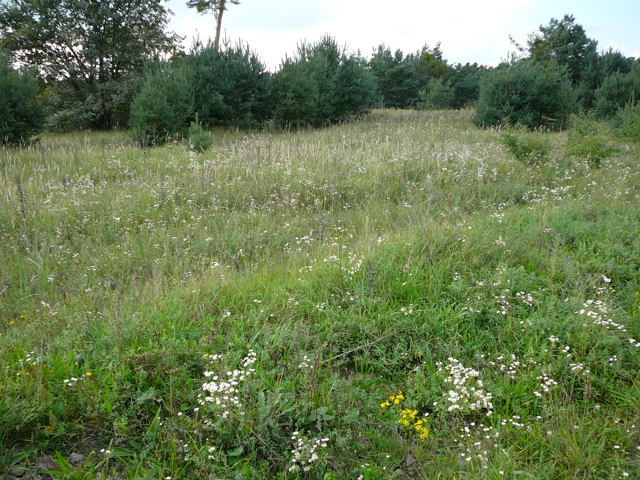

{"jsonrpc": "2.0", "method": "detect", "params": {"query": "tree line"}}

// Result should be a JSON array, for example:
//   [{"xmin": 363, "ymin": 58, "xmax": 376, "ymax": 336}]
[{"xmin": 0, "ymin": 0, "xmax": 638, "ymax": 146}]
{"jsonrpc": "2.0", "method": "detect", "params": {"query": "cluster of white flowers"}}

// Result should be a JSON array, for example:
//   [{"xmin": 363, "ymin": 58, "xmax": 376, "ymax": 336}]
[
  {"xmin": 400, "ymin": 304, "xmax": 414, "ymax": 316},
  {"xmin": 576, "ymin": 298, "xmax": 639, "ymax": 349},
  {"xmin": 487, "ymin": 354, "xmax": 521, "ymax": 379},
  {"xmin": 198, "ymin": 350, "xmax": 256, "ymax": 419},
  {"xmin": 438, "ymin": 358, "xmax": 493, "ymax": 416},
  {"xmin": 21, "ymin": 351, "xmax": 41, "ymax": 367},
  {"xmin": 515, "ymin": 291, "xmax": 535, "ymax": 306},
  {"xmin": 63, "ymin": 376, "xmax": 85, "ymax": 386},
  {"xmin": 500, "ymin": 415, "xmax": 532, "ymax": 431},
  {"xmin": 298, "ymin": 355, "xmax": 314, "ymax": 370},
  {"xmin": 569, "ymin": 363, "xmax": 590, "ymax": 375},
  {"xmin": 494, "ymin": 291, "xmax": 510, "ymax": 316},
  {"xmin": 576, "ymin": 300, "xmax": 626, "ymax": 332},
  {"xmin": 455, "ymin": 422, "xmax": 499, "ymax": 465},
  {"xmin": 533, "ymin": 374, "xmax": 558, "ymax": 398},
  {"xmin": 288, "ymin": 431, "xmax": 328, "ymax": 473}
]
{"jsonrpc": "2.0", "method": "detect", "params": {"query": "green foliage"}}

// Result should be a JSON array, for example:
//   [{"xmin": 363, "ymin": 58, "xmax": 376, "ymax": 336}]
[
  {"xmin": 188, "ymin": 116, "xmax": 213, "ymax": 153},
  {"xmin": 45, "ymin": 77, "xmax": 141, "ymax": 132},
  {"xmin": 448, "ymin": 63, "xmax": 486, "ymax": 109},
  {"xmin": 594, "ymin": 63, "xmax": 640, "ymax": 118},
  {"xmin": 369, "ymin": 44, "xmax": 449, "ymax": 108},
  {"xmin": 0, "ymin": 0, "xmax": 179, "ymax": 129},
  {"xmin": 272, "ymin": 36, "xmax": 376, "ymax": 127},
  {"xmin": 527, "ymin": 14, "xmax": 599, "ymax": 109},
  {"xmin": 566, "ymin": 115, "xmax": 617, "ymax": 168},
  {"xmin": 419, "ymin": 78, "xmax": 454, "ymax": 110},
  {"xmin": 129, "ymin": 67, "xmax": 194, "ymax": 146},
  {"xmin": 500, "ymin": 129, "xmax": 550, "ymax": 164},
  {"xmin": 184, "ymin": 42, "xmax": 272, "ymax": 128},
  {"xmin": 187, "ymin": 0, "xmax": 240, "ymax": 14},
  {"xmin": 0, "ymin": 59, "xmax": 46, "ymax": 145},
  {"xmin": 612, "ymin": 102, "xmax": 640, "ymax": 144},
  {"xmin": 474, "ymin": 60, "xmax": 575, "ymax": 130}
]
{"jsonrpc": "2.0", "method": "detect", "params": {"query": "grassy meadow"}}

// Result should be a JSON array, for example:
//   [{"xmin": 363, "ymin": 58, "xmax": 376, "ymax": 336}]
[{"xmin": 1, "ymin": 109, "xmax": 639, "ymax": 479}]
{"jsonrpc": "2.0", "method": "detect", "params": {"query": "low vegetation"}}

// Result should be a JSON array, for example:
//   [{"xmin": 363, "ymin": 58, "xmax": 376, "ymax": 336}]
[{"xmin": 1, "ymin": 110, "xmax": 639, "ymax": 479}]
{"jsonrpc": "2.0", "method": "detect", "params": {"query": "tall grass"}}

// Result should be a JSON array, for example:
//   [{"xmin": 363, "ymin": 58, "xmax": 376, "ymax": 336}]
[{"xmin": 1, "ymin": 110, "xmax": 639, "ymax": 479}]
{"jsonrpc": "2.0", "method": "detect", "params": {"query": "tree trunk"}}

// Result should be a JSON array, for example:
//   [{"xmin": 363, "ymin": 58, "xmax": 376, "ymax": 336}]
[{"xmin": 214, "ymin": 0, "xmax": 225, "ymax": 51}]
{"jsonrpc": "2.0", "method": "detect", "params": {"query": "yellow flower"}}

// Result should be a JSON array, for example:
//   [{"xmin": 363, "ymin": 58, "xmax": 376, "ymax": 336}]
[
  {"xmin": 84, "ymin": 372, "xmax": 92, "ymax": 377},
  {"xmin": 401, "ymin": 408, "xmax": 418, "ymax": 419}
]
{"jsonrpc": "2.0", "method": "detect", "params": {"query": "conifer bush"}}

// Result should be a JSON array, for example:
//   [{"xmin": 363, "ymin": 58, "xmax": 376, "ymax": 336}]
[
  {"xmin": 594, "ymin": 64, "xmax": 640, "ymax": 118},
  {"xmin": 188, "ymin": 115, "xmax": 213, "ymax": 153},
  {"xmin": 420, "ymin": 78, "xmax": 454, "ymax": 110},
  {"xmin": 0, "ymin": 59, "xmax": 46, "ymax": 146},
  {"xmin": 272, "ymin": 36, "xmax": 376, "ymax": 127},
  {"xmin": 612, "ymin": 103, "xmax": 640, "ymax": 144},
  {"xmin": 473, "ymin": 61, "xmax": 575, "ymax": 130},
  {"xmin": 129, "ymin": 67, "xmax": 194, "ymax": 146},
  {"xmin": 184, "ymin": 43, "xmax": 273, "ymax": 128}
]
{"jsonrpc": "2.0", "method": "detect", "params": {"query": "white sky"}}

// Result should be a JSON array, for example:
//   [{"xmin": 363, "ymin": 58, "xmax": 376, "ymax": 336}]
[{"xmin": 166, "ymin": 0, "xmax": 640, "ymax": 70}]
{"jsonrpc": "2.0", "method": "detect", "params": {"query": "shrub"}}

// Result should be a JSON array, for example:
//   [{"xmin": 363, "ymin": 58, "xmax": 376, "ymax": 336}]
[
  {"xmin": 420, "ymin": 78, "xmax": 454, "ymax": 110},
  {"xmin": 566, "ymin": 115, "xmax": 617, "ymax": 168},
  {"xmin": 473, "ymin": 61, "xmax": 575, "ymax": 130},
  {"xmin": 188, "ymin": 115, "xmax": 213, "ymax": 153},
  {"xmin": 333, "ymin": 56, "xmax": 378, "ymax": 120},
  {"xmin": 129, "ymin": 67, "xmax": 193, "ymax": 146},
  {"xmin": 272, "ymin": 60, "xmax": 320, "ymax": 128},
  {"xmin": 594, "ymin": 64, "xmax": 640, "ymax": 118},
  {"xmin": 612, "ymin": 103, "xmax": 640, "ymax": 144},
  {"xmin": 0, "ymin": 59, "xmax": 46, "ymax": 145},
  {"xmin": 46, "ymin": 108, "xmax": 96, "ymax": 132},
  {"xmin": 45, "ymin": 77, "xmax": 141, "ymax": 132},
  {"xmin": 272, "ymin": 36, "xmax": 376, "ymax": 127},
  {"xmin": 500, "ymin": 130, "xmax": 550, "ymax": 164},
  {"xmin": 185, "ymin": 43, "xmax": 273, "ymax": 128},
  {"xmin": 449, "ymin": 63, "xmax": 485, "ymax": 109}
]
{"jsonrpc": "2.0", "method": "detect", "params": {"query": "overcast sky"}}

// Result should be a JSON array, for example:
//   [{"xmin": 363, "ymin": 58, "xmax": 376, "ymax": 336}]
[{"xmin": 166, "ymin": 0, "xmax": 640, "ymax": 70}]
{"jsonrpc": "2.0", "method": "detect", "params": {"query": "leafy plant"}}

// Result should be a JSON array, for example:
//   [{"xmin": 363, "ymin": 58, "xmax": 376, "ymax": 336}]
[{"xmin": 500, "ymin": 129, "xmax": 550, "ymax": 164}]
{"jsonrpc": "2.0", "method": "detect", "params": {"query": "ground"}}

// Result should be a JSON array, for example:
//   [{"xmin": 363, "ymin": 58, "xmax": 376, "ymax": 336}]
[{"xmin": 1, "ymin": 109, "xmax": 639, "ymax": 479}]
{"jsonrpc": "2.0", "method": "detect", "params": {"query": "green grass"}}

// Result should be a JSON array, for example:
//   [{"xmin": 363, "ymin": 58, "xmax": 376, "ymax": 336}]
[{"xmin": 1, "ymin": 109, "xmax": 639, "ymax": 479}]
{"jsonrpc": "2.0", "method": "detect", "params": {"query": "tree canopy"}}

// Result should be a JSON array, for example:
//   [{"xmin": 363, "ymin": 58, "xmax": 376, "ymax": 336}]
[{"xmin": 0, "ymin": 0, "xmax": 180, "ymax": 128}]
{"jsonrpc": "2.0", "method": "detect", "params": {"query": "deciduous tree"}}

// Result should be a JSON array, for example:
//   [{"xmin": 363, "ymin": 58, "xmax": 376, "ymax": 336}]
[{"xmin": 0, "ymin": 0, "xmax": 180, "ymax": 128}]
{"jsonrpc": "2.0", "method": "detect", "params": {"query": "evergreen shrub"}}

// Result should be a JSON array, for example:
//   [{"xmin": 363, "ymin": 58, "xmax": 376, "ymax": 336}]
[
  {"xmin": 129, "ymin": 67, "xmax": 194, "ymax": 146},
  {"xmin": 473, "ymin": 61, "xmax": 575, "ymax": 130}
]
